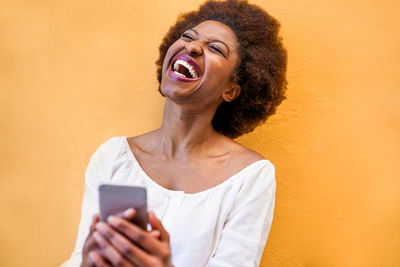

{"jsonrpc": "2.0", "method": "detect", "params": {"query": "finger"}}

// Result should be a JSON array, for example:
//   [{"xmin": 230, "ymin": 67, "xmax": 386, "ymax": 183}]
[
  {"xmin": 107, "ymin": 216, "xmax": 169, "ymax": 258},
  {"xmin": 93, "ymin": 231, "xmax": 132, "ymax": 267},
  {"xmin": 96, "ymin": 221, "xmax": 154, "ymax": 267},
  {"xmin": 115, "ymin": 208, "xmax": 136, "ymax": 221},
  {"xmin": 90, "ymin": 214, "xmax": 100, "ymax": 233},
  {"xmin": 88, "ymin": 251, "xmax": 111, "ymax": 267},
  {"xmin": 122, "ymin": 208, "xmax": 136, "ymax": 221},
  {"xmin": 83, "ymin": 216, "xmax": 101, "ymax": 252},
  {"xmin": 148, "ymin": 211, "xmax": 169, "ymax": 243},
  {"xmin": 149, "ymin": 230, "xmax": 161, "ymax": 239}
]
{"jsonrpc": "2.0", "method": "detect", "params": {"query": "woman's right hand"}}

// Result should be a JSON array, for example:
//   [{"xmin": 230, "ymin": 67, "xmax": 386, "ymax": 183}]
[
  {"xmin": 80, "ymin": 210, "xmax": 162, "ymax": 267},
  {"xmin": 81, "ymin": 214, "xmax": 104, "ymax": 267}
]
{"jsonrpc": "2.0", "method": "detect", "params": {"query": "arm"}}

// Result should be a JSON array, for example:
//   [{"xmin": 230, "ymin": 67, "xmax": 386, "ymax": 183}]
[
  {"xmin": 208, "ymin": 163, "xmax": 276, "ymax": 267},
  {"xmin": 61, "ymin": 144, "xmax": 105, "ymax": 267}
]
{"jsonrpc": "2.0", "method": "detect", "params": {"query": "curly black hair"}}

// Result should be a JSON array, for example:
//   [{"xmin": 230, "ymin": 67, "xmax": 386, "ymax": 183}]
[{"xmin": 156, "ymin": 0, "xmax": 287, "ymax": 138}]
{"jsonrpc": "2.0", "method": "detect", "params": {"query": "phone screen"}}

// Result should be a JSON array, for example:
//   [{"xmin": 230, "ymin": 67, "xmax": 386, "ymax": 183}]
[{"xmin": 99, "ymin": 184, "xmax": 147, "ymax": 230}]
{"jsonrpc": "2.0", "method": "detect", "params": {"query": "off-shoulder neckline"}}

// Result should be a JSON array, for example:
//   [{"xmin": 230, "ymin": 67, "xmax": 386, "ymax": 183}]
[{"xmin": 122, "ymin": 136, "xmax": 269, "ymax": 196}]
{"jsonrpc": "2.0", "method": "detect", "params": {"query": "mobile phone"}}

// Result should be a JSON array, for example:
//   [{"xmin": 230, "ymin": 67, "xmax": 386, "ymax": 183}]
[{"xmin": 99, "ymin": 184, "xmax": 147, "ymax": 230}]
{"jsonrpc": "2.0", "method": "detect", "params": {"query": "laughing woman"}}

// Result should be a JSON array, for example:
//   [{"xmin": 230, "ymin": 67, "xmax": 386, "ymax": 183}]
[{"xmin": 62, "ymin": 0, "xmax": 287, "ymax": 266}]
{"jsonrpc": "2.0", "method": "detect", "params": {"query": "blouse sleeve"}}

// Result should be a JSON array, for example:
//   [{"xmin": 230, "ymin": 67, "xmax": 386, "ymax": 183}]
[
  {"xmin": 208, "ymin": 162, "xmax": 276, "ymax": 267},
  {"xmin": 60, "ymin": 143, "xmax": 107, "ymax": 267}
]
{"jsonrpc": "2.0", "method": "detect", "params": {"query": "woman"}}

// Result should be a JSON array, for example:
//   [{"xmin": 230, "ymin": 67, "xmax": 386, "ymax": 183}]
[{"xmin": 62, "ymin": 0, "xmax": 287, "ymax": 266}]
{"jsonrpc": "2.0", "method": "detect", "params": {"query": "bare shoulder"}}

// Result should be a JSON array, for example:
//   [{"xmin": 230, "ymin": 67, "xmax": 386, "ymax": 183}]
[
  {"xmin": 233, "ymin": 141, "xmax": 264, "ymax": 160},
  {"xmin": 126, "ymin": 130, "xmax": 158, "ymax": 154},
  {"xmin": 221, "ymin": 137, "xmax": 265, "ymax": 168}
]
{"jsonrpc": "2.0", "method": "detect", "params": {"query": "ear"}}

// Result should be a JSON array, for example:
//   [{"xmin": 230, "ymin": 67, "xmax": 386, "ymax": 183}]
[{"xmin": 222, "ymin": 83, "xmax": 241, "ymax": 102}]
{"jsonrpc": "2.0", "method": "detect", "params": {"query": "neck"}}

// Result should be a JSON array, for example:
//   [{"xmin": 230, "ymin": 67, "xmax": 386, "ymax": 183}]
[{"xmin": 155, "ymin": 99, "xmax": 222, "ymax": 158}]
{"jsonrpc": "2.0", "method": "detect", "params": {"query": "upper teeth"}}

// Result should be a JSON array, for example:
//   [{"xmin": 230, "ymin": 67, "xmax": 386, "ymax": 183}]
[{"xmin": 173, "ymin": 59, "xmax": 199, "ymax": 79}]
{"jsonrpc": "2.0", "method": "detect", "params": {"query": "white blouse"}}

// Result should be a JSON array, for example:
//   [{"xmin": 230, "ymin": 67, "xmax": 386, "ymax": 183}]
[{"xmin": 61, "ymin": 137, "xmax": 276, "ymax": 267}]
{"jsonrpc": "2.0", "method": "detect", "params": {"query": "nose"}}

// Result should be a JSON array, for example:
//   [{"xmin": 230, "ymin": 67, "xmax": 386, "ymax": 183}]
[{"xmin": 185, "ymin": 41, "xmax": 203, "ymax": 56}]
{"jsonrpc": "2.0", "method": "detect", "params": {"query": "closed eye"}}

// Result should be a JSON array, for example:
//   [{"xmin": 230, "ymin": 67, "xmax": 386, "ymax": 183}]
[
  {"xmin": 181, "ymin": 33, "xmax": 194, "ymax": 41},
  {"xmin": 209, "ymin": 46, "xmax": 225, "ymax": 57}
]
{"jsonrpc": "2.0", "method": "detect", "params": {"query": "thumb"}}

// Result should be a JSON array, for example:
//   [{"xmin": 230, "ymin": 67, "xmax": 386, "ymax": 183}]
[
  {"xmin": 148, "ymin": 211, "xmax": 169, "ymax": 242},
  {"xmin": 90, "ymin": 214, "xmax": 100, "ymax": 232}
]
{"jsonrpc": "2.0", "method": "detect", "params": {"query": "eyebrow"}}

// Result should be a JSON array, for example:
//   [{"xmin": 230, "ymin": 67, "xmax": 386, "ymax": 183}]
[{"xmin": 188, "ymin": 28, "xmax": 230, "ymax": 55}]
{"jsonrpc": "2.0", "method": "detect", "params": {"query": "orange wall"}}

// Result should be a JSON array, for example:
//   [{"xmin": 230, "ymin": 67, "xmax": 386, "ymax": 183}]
[{"xmin": 1, "ymin": 0, "xmax": 399, "ymax": 266}]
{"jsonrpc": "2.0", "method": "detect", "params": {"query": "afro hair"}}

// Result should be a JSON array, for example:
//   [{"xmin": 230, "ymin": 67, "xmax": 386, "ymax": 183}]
[{"xmin": 156, "ymin": 0, "xmax": 287, "ymax": 138}]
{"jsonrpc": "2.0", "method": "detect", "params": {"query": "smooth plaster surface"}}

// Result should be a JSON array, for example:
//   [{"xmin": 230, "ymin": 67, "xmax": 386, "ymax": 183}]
[{"xmin": 1, "ymin": 0, "xmax": 399, "ymax": 266}]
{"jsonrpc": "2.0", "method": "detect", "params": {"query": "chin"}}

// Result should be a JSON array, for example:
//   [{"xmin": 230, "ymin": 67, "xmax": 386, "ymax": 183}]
[
  {"xmin": 161, "ymin": 86, "xmax": 192, "ymax": 104},
  {"xmin": 160, "ymin": 79, "xmax": 201, "ymax": 104}
]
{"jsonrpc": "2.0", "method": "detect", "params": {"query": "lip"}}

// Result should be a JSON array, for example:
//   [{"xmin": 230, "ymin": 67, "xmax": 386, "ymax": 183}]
[{"xmin": 168, "ymin": 54, "xmax": 202, "ymax": 82}]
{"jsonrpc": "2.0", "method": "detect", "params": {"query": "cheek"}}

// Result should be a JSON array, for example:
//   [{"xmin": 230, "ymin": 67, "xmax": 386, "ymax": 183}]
[
  {"xmin": 162, "ymin": 40, "xmax": 183, "ymax": 71},
  {"xmin": 207, "ymin": 61, "xmax": 234, "ymax": 85},
  {"xmin": 161, "ymin": 51, "xmax": 172, "ymax": 73}
]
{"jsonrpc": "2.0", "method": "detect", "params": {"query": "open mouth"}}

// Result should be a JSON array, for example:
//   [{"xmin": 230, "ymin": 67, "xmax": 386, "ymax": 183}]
[
  {"xmin": 172, "ymin": 59, "xmax": 200, "ymax": 79},
  {"xmin": 169, "ymin": 54, "xmax": 202, "ymax": 81}
]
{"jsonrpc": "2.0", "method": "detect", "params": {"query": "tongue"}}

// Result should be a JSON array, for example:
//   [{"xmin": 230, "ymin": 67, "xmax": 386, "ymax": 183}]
[{"xmin": 177, "ymin": 64, "xmax": 192, "ymax": 78}]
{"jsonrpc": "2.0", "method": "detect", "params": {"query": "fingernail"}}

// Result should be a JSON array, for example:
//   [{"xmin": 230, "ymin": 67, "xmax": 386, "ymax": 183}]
[
  {"xmin": 107, "ymin": 215, "xmax": 119, "ymax": 226},
  {"xmin": 152, "ymin": 230, "xmax": 160, "ymax": 236},
  {"xmin": 88, "ymin": 251, "xmax": 97, "ymax": 263},
  {"xmin": 95, "ymin": 222, "xmax": 107, "ymax": 232},
  {"xmin": 93, "ymin": 231, "xmax": 105, "ymax": 246},
  {"xmin": 123, "ymin": 208, "xmax": 135, "ymax": 218}
]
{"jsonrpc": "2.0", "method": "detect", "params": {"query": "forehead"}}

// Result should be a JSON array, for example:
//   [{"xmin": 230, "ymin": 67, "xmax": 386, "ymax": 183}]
[{"xmin": 191, "ymin": 20, "xmax": 238, "ymax": 50}]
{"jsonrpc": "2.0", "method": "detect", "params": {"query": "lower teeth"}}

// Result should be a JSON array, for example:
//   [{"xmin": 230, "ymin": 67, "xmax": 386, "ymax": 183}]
[{"xmin": 174, "ymin": 71, "xmax": 188, "ymax": 78}]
